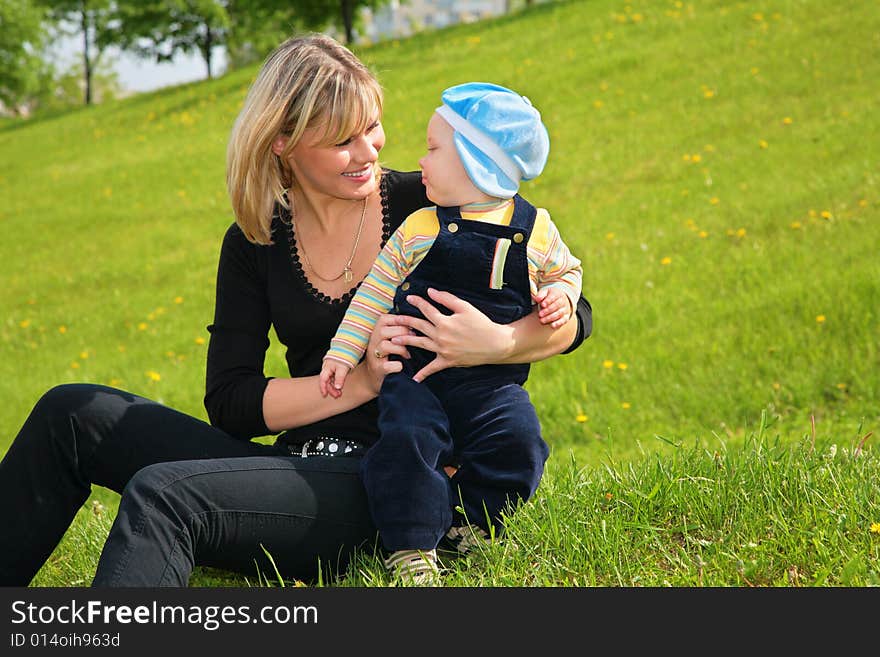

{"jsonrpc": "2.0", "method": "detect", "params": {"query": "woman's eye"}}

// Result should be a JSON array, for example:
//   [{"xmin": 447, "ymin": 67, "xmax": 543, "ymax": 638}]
[{"xmin": 336, "ymin": 122, "xmax": 380, "ymax": 147}]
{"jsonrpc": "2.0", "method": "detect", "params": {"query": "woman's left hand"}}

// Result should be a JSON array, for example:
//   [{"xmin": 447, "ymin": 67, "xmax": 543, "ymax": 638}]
[{"xmin": 386, "ymin": 287, "xmax": 513, "ymax": 382}]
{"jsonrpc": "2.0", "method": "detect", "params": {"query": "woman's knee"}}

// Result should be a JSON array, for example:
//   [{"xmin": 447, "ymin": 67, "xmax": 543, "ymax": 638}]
[
  {"xmin": 32, "ymin": 383, "xmax": 98, "ymax": 422},
  {"xmin": 121, "ymin": 461, "xmax": 197, "ymax": 516}
]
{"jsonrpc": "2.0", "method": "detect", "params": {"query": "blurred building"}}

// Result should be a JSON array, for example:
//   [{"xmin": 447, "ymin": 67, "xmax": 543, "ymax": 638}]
[{"xmin": 358, "ymin": 0, "xmax": 512, "ymax": 43}]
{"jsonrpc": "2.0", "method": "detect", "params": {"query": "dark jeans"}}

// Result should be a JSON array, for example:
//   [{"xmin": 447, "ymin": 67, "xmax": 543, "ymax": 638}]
[
  {"xmin": 363, "ymin": 358, "xmax": 549, "ymax": 551},
  {"xmin": 0, "ymin": 384, "xmax": 376, "ymax": 587}
]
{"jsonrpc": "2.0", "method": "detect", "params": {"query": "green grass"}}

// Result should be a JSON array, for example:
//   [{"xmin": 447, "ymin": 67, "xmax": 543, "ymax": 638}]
[{"xmin": 2, "ymin": 0, "xmax": 879, "ymax": 586}]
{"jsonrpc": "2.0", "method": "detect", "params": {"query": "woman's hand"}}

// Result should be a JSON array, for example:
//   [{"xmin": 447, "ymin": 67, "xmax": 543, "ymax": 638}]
[
  {"xmin": 387, "ymin": 288, "xmax": 514, "ymax": 382},
  {"xmin": 361, "ymin": 313, "xmax": 411, "ymax": 394}
]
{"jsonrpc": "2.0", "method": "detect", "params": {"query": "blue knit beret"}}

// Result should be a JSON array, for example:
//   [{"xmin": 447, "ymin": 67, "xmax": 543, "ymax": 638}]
[{"xmin": 436, "ymin": 82, "xmax": 550, "ymax": 199}]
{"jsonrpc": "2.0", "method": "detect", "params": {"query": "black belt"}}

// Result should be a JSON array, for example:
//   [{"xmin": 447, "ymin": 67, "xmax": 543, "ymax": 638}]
[{"xmin": 285, "ymin": 437, "xmax": 366, "ymax": 458}]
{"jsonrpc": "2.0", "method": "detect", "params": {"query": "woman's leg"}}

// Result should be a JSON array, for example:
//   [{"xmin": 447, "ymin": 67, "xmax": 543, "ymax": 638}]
[
  {"xmin": 91, "ymin": 455, "xmax": 375, "ymax": 587},
  {"xmin": 0, "ymin": 383, "xmax": 271, "ymax": 586}
]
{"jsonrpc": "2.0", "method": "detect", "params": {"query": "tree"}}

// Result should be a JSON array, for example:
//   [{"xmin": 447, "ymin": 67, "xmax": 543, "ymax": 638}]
[
  {"xmin": 110, "ymin": 0, "xmax": 230, "ymax": 80},
  {"xmin": 326, "ymin": 0, "xmax": 388, "ymax": 45},
  {"xmin": 39, "ymin": 0, "xmax": 115, "ymax": 106},
  {"xmin": 0, "ymin": 0, "xmax": 48, "ymax": 112}
]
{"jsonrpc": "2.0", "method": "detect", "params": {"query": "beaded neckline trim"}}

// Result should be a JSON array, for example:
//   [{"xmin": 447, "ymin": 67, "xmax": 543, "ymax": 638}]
[{"xmin": 280, "ymin": 172, "xmax": 393, "ymax": 306}]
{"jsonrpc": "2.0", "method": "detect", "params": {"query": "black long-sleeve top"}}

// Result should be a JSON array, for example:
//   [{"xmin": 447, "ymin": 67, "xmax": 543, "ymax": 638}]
[{"xmin": 205, "ymin": 169, "xmax": 593, "ymax": 444}]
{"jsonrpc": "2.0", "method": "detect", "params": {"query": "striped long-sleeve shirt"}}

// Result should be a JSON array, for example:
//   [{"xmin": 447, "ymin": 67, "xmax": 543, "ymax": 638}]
[{"xmin": 324, "ymin": 201, "xmax": 583, "ymax": 369}]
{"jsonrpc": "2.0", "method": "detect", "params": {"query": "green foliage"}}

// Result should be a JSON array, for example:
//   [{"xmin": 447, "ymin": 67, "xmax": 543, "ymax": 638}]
[
  {"xmin": 0, "ymin": 0, "xmax": 46, "ymax": 109},
  {"xmin": 1, "ymin": 0, "xmax": 878, "ymax": 586}
]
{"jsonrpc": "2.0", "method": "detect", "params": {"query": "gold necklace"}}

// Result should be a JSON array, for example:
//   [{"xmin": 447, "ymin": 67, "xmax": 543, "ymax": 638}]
[{"xmin": 290, "ymin": 193, "xmax": 368, "ymax": 283}]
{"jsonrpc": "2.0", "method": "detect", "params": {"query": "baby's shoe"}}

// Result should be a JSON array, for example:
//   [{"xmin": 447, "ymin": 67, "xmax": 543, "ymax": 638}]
[
  {"xmin": 441, "ymin": 523, "xmax": 492, "ymax": 555},
  {"xmin": 384, "ymin": 549, "xmax": 441, "ymax": 586}
]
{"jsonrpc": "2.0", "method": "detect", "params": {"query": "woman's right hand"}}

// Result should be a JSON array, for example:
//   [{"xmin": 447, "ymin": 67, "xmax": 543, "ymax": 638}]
[{"xmin": 361, "ymin": 313, "xmax": 411, "ymax": 394}]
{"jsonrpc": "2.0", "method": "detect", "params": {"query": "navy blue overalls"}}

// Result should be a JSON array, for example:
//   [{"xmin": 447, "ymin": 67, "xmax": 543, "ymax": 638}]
[{"xmin": 360, "ymin": 195, "xmax": 551, "ymax": 551}]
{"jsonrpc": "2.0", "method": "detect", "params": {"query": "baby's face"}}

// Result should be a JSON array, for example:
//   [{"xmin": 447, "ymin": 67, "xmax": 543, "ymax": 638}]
[{"xmin": 418, "ymin": 113, "xmax": 483, "ymax": 207}]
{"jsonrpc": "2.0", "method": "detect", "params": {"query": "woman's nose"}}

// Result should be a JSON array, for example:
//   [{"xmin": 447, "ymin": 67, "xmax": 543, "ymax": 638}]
[{"xmin": 353, "ymin": 135, "xmax": 379, "ymax": 160}]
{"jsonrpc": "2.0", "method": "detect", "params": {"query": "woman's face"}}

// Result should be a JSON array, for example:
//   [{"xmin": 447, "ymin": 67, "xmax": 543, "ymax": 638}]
[
  {"xmin": 418, "ymin": 113, "xmax": 482, "ymax": 207},
  {"xmin": 282, "ymin": 119, "xmax": 385, "ymax": 200}
]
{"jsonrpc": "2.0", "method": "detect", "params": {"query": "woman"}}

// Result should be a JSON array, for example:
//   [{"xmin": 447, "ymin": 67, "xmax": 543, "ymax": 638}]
[{"xmin": 0, "ymin": 33, "xmax": 591, "ymax": 587}]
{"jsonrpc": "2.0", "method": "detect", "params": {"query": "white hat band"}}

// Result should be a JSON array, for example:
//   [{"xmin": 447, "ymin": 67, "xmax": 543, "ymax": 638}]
[{"xmin": 435, "ymin": 104, "xmax": 523, "ymax": 184}]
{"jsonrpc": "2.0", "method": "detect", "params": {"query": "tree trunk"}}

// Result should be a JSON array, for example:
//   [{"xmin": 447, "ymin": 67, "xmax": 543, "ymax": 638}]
[
  {"xmin": 203, "ymin": 24, "xmax": 213, "ymax": 79},
  {"xmin": 340, "ymin": 0, "xmax": 354, "ymax": 45},
  {"xmin": 81, "ymin": 8, "xmax": 92, "ymax": 105}
]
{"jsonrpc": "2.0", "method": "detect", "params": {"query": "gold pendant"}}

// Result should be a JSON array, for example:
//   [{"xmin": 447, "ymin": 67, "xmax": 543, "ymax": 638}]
[{"xmin": 343, "ymin": 267, "xmax": 353, "ymax": 283}]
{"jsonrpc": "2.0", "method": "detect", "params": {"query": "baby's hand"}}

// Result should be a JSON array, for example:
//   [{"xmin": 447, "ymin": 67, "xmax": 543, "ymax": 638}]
[
  {"xmin": 319, "ymin": 359, "xmax": 351, "ymax": 399},
  {"xmin": 533, "ymin": 287, "xmax": 572, "ymax": 329}
]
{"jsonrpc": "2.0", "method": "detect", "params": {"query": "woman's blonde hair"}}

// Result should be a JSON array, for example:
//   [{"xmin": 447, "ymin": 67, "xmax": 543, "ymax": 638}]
[{"xmin": 226, "ymin": 33, "xmax": 383, "ymax": 244}]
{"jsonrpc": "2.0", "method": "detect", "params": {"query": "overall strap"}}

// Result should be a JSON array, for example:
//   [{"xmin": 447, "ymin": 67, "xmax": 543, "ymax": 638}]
[
  {"xmin": 435, "ymin": 204, "xmax": 462, "ymax": 225},
  {"xmin": 508, "ymin": 194, "xmax": 538, "ymax": 235}
]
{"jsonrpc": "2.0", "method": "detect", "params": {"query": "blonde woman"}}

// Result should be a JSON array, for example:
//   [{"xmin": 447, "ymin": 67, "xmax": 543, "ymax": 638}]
[{"xmin": 0, "ymin": 33, "xmax": 592, "ymax": 587}]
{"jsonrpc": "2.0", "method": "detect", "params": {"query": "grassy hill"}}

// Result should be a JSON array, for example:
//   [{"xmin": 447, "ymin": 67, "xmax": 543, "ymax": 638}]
[{"xmin": 1, "ymin": 0, "xmax": 878, "ymax": 586}]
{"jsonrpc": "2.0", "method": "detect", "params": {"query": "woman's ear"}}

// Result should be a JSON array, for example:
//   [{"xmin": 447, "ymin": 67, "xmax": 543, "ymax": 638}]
[{"xmin": 271, "ymin": 135, "xmax": 288, "ymax": 156}]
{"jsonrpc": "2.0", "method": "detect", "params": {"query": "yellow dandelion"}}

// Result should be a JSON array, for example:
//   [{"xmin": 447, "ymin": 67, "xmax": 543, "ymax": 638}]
[
  {"xmin": 605, "ymin": 232, "xmax": 615, "ymax": 240},
  {"xmin": 699, "ymin": 230, "xmax": 708, "ymax": 238},
  {"xmin": 602, "ymin": 360, "xmax": 614, "ymax": 369},
  {"xmin": 820, "ymin": 210, "xmax": 832, "ymax": 219},
  {"xmin": 736, "ymin": 228, "xmax": 747, "ymax": 237},
  {"xmin": 621, "ymin": 402, "xmax": 631, "ymax": 409},
  {"xmin": 759, "ymin": 139, "xmax": 768, "ymax": 149},
  {"xmin": 782, "ymin": 117, "xmax": 793, "ymax": 125},
  {"xmin": 815, "ymin": 315, "xmax": 826, "ymax": 323},
  {"xmin": 58, "ymin": 325, "xmax": 67, "ymax": 334},
  {"xmin": 118, "ymin": 345, "xmax": 126, "ymax": 352},
  {"xmin": 177, "ymin": 190, "xmax": 187, "ymax": 199},
  {"xmin": 870, "ymin": 522, "xmax": 880, "ymax": 534},
  {"xmin": 195, "ymin": 336, "xmax": 206, "ymax": 345},
  {"xmin": 19, "ymin": 319, "xmax": 30, "ymax": 328},
  {"xmin": 692, "ymin": 154, "xmax": 702, "ymax": 163},
  {"xmin": 710, "ymin": 197, "xmax": 720, "ymax": 205},
  {"xmin": 752, "ymin": 12, "xmax": 764, "ymax": 21},
  {"xmin": 593, "ymin": 100, "xmax": 604, "ymax": 109},
  {"xmin": 836, "ymin": 383, "xmax": 847, "ymax": 390},
  {"xmin": 808, "ymin": 209, "xmax": 817, "ymax": 217},
  {"xmin": 79, "ymin": 350, "xmax": 89, "ymax": 359},
  {"xmin": 660, "ymin": 256, "xmax": 672, "ymax": 265},
  {"xmin": 146, "ymin": 370, "xmax": 161, "ymax": 382},
  {"xmin": 109, "ymin": 378, "xmax": 122, "ymax": 387},
  {"xmin": 165, "ymin": 351, "xmax": 175, "ymax": 358},
  {"xmin": 858, "ymin": 199, "xmax": 867, "ymax": 207},
  {"xmin": 102, "ymin": 187, "xmax": 112, "ymax": 198},
  {"xmin": 174, "ymin": 296, "xmax": 184, "ymax": 304},
  {"xmin": 137, "ymin": 322, "xmax": 148, "ymax": 331},
  {"xmin": 683, "ymin": 153, "xmax": 692, "ymax": 162},
  {"xmin": 772, "ymin": 382, "xmax": 781, "ymax": 390},
  {"xmin": 790, "ymin": 221, "xmax": 802, "ymax": 229},
  {"xmin": 147, "ymin": 313, "xmax": 155, "ymax": 321},
  {"xmin": 750, "ymin": 67, "xmax": 759, "ymax": 75},
  {"xmin": 70, "ymin": 362, "xmax": 80, "ymax": 369},
  {"xmin": 466, "ymin": 35, "xmax": 481, "ymax": 45},
  {"xmin": 617, "ymin": 362, "xmax": 628, "ymax": 371},
  {"xmin": 575, "ymin": 413, "xmax": 588, "ymax": 423},
  {"xmin": 703, "ymin": 89, "xmax": 714, "ymax": 99},
  {"xmin": 604, "ymin": 493, "xmax": 613, "ymax": 501}
]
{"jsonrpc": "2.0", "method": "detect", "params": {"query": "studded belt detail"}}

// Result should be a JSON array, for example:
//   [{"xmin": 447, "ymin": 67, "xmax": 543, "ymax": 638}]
[{"xmin": 286, "ymin": 437, "xmax": 366, "ymax": 458}]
